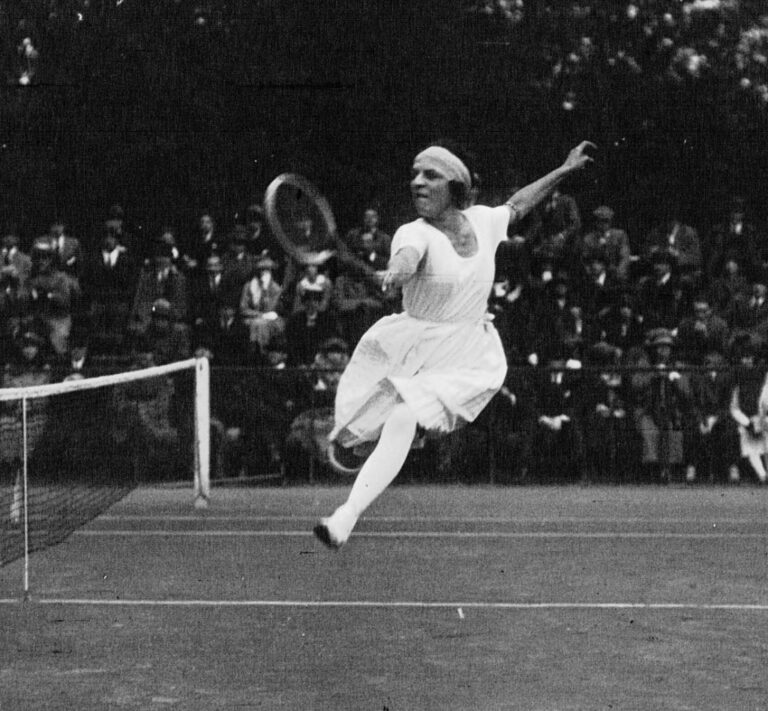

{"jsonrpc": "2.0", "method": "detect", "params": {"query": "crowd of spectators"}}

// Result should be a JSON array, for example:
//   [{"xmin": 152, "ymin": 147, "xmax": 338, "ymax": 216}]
[{"xmin": 4, "ymin": 187, "xmax": 768, "ymax": 487}]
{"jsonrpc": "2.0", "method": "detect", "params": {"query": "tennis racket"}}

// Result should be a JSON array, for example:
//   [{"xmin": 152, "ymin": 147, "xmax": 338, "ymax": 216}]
[{"xmin": 263, "ymin": 173, "xmax": 384, "ymax": 291}]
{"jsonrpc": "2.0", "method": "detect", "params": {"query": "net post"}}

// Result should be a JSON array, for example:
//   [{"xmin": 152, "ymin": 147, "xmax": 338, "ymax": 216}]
[{"xmin": 193, "ymin": 355, "xmax": 211, "ymax": 509}]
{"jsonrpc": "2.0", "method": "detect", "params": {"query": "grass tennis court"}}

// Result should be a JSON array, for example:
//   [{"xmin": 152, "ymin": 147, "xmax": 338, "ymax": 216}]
[{"xmin": 1, "ymin": 484, "xmax": 767, "ymax": 710}]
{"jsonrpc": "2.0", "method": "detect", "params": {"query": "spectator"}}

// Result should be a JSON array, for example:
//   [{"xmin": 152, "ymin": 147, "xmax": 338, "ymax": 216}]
[
  {"xmin": 599, "ymin": 288, "xmax": 644, "ymax": 354},
  {"xmin": 535, "ymin": 273, "xmax": 589, "ymax": 364},
  {"xmin": 113, "ymin": 347, "xmax": 182, "ymax": 480},
  {"xmin": 82, "ymin": 222, "xmax": 136, "ymax": 355},
  {"xmin": 583, "ymin": 341, "xmax": 629, "ymax": 482},
  {"xmin": 47, "ymin": 219, "xmax": 83, "ymax": 280},
  {"xmin": 105, "ymin": 204, "xmax": 136, "ymax": 257},
  {"xmin": 286, "ymin": 263, "xmax": 335, "ymax": 366},
  {"xmin": 189, "ymin": 254, "xmax": 227, "ymax": 351},
  {"xmin": 129, "ymin": 240, "xmax": 188, "ymax": 336},
  {"xmin": 305, "ymin": 336, "xmax": 350, "ymax": 401},
  {"xmin": 139, "ymin": 298, "xmax": 191, "ymax": 365},
  {"xmin": 158, "ymin": 226, "xmax": 187, "ymax": 270},
  {"xmin": 576, "ymin": 247, "xmax": 622, "ymax": 335},
  {"xmin": 238, "ymin": 256, "xmax": 285, "ymax": 358},
  {"xmin": 533, "ymin": 356, "xmax": 587, "ymax": 482},
  {"xmin": 344, "ymin": 207, "xmax": 392, "ymax": 271},
  {"xmin": 0, "ymin": 235, "xmax": 31, "ymax": 363},
  {"xmin": 529, "ymin": 186, "xmax": 581, "ymax": 272},
  {"xmin": 687, "ymin": 350, "xmax": 735, "ymax": 484},
  {"xmin": 636, "ymin": 248, "xmax": 688, "ymax": 331},
  {"xmin": 709, "ymin": 256, "xmax": 751, "ymax": 323},
  {"xmin": 285, "ymin": 337, "xmax": 351, "ymax": 478},
  {"xmin": 487, "ymin": 365, "xmax": 537, "ymax": 484},
  {"xmin": 578, "ymin": 205, "xmax": 632, "ymax": 281},
  {"xmin": 489, "ymin": 267, "xmax": 543, "ymax": 365},
  {"xmin": 676, "ymin": 293, "xmax": 729, "ymax": 363},
  {"xmin": 706, "ymin": 196, "xmax": 760, "ymax": 282},
  {"xmin": 1, "ymin": 329, "xmax": 52, "ymax": 523},
  {"xmin": 27, "ymin": 237, "xmax": 82, "ymax": 357},
  {"xmin": 629, "ymin": 328, "xmax": 693, "ymax": 483},
  {"xmin": 332, "ymin": 262, "xmax": 389, "ymax": 347},
  {"xmin": 1, "ymin": 231, "xmax": 32, "ymax": 287},
  {"xmin": 54, "ymin": 335, "xmax": 92, "ymax": 382},
  {"xmin": 198, "ymin": 304, "xmax": 251, "ymax": 367},
  {"xmin": 243, "ymin": 203, "xmax": 283, "ymax": 268},
  {"xmin": 185, "ymin": 211, "xmax": 222, "ymax": 273},
  {"xmin": 643, "ymin": 208, "xmax": 702, "ymax": 284},
  {"xmin": 220, "ymin": 225, "xmax": 257, "ymax": 309},
  {"xmin": 730, "ymin": 281, "xmax": 768, "ymax": 335},
  {"xmin": 728, "ymin": 332, "xmax": 768, "ymax": 484}
]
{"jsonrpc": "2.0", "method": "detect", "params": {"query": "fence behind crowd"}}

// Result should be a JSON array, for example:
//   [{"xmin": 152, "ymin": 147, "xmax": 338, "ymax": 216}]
[{"xmin": 204, "ymin": 363, "xmax": 763, "ymax": 487}]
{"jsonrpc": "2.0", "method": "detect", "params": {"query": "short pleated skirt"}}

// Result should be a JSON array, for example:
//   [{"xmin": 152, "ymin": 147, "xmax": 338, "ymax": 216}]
[{"xmin": 330, "ymin": 312, "xmax": 507, "ymax": 447}]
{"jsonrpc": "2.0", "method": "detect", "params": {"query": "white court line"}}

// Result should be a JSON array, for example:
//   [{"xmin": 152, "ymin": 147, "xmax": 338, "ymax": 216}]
[
  {"xmin": 99, "ymin": 515, "xmax": 768, "ymax": 524},
  {"xmin": 73, "ymin": 530, "xmax": 768, "ymax": 539},
  {"xmin": 1, "ymin": 598, "xmax": 768, "ymax": 611}
]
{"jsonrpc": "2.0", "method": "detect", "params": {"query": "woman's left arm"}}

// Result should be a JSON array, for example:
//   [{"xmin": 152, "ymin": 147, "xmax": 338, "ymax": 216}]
[{"xmin": 505, "ymin": 141, "xmax": 596, "ymax": 226}]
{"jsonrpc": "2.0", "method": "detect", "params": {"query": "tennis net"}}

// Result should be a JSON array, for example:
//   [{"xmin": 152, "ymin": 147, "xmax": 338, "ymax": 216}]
[{"xmin": 0, "ymin": 357, "xmax": 210, "ymax": 581}]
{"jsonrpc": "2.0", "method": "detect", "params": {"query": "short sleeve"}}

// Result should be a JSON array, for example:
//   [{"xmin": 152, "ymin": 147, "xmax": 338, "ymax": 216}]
[
  {"xmin": 465, "ymin": 205, "xmax": 510, "ymax": 250},
  {"xmin": 391, "ymin": 222, "xmax": 429, "ymax": 261}
]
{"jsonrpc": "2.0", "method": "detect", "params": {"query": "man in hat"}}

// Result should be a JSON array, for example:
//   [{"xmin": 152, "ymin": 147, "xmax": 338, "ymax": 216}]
[
  {"xmin": 129, "ymin": 239, "xmax": 188, "ymax": 335},
  {"xmin": 81, "ymin": 219, "xmax": 137, "ymax": 355},
  {"xmin": 687, "ymin": 351, "xmax": 736, "ymax": 483},
  {"xmin": 637, "ymin": 247, "xmax": 687, "ymax": 331},
  {"xmin": 578, "ymin": 205, "xmax": 632, "ymax": 281},
  {"xmin": 344, "ymin": 207, "xmax": 392, "ymax": 272},
  {"xmin": 642, "ymin": 205, "xmax": 702, "ymax": 283},
  {"xmin": 244, "ymin": 203, "xmax": 282, "ymax": 265},
  {"xmin": 532, "ymin": 353, "xmax": 588, "ymax": 482},
  {"xmin": 184, "ymin": 211, "xmax": 221, "ymax": 274},
  {"xmin": 576, "ymin": 246, "xmax": 622, "ymax": 334},
  {"xmin": 583, "ymin": 341, "xmax": 629, "ymax": 482},
  {"xmin": 138, "ymin": 298, "xmax": 191, "ymax": 365},
  {"xmin": 629, "ymin": 328, "xmax": 694, "ymax": 482},
  {"xmin": 47, "ymin": 219, "xmax": 83, "ymax": 280},
  {"xmin": 535, "ymin": 272, "xmax": 588, "ymax": 365},
  {"xmin": 709, "ymin": 255, "xmax": 751, "ymax": 321},
  {"xmin": 676, "ymin": 293, "xmax": 729, "ymax": 363},
  {"xmin": 706, "ymin": 195, "xmax": 759, "ymax": 282},
  {"xmin": 220, "ymin": 224, "xmax": 257, "ymax": 309},
  {"xmin": 528, "ymin": 186, "xmax": 582, "ymax": 273},
  {"xmin": 189, "ymin": 254, "xmax": 226, "ymax": 349},
  {"xmin": 599, "ymin": 287, "xmax": 644, "ymax": 354}
]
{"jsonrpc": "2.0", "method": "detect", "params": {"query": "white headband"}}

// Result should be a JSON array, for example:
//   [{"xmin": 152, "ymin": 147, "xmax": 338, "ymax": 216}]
[{"xmin": 415, "ymin": 146, "xmax": 472, "ymax": 190}]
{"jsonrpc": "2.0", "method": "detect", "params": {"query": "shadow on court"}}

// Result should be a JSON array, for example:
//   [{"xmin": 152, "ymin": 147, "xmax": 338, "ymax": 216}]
[{"xmin": 1, "ymin": 485, "xmax": 767, "ymax": 710}]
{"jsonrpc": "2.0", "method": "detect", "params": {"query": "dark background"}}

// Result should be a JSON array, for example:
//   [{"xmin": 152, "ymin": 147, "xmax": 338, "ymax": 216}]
[{"xmin": 2, "ymin": 0, "xmax": 768, "ymax": 248}]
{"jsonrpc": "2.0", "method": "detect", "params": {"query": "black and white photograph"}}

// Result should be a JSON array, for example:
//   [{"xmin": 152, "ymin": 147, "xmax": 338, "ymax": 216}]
[{"xmin": 1, "ymin": 1, "xmax": 768, "ymax": 709}]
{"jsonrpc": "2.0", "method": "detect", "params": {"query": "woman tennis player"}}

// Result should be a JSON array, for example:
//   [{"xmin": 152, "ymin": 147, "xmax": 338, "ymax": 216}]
[{"xmin": 314, "ymin": 140, "xmax": 596, "ymax": 549}]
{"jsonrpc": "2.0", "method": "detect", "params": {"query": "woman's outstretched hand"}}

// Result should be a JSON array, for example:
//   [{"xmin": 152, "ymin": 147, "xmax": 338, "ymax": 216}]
[{"xmin": 563, "ymin": 141, "xmax": 597, "ymax": 172}]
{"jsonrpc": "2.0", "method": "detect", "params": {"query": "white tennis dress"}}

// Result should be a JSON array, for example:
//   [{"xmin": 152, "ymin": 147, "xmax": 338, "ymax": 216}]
[{"xmin": 330, "ymin": 204, "xmax": 510, "ymax": 447}]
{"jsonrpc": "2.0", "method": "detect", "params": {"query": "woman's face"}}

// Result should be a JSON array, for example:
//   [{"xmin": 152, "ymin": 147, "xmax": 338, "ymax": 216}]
[{"xmin": 410, "ymin": 157, "xmax": 453, "ymax": 220}]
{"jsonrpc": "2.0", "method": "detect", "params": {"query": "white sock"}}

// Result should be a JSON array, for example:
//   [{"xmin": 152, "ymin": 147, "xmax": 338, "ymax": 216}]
[{"xmin": 344, "ymin": 403, "xmax": 418, "ymax": 520}]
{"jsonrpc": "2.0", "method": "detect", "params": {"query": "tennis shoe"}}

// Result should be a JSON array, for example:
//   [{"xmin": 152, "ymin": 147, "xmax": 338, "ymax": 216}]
[{"xmin": 313, "ymin": 504, "xmax": 357, "ymax": 550}]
